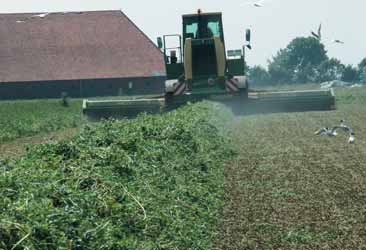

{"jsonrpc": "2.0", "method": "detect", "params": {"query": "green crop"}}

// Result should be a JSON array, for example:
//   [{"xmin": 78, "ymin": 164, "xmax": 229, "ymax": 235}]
[
  {"xmin": 0, "ymin": 102, "xmax": 235, "ymax": 250},
  {"xmin": 0, "ymin": 99, "xmax": 83, "ymax": 143}
]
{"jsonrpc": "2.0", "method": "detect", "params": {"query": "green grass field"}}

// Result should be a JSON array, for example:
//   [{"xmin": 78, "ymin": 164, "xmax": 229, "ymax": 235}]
[{"xmin": 0, "ymin": 99, "xmax": 83, "ymax": 143}]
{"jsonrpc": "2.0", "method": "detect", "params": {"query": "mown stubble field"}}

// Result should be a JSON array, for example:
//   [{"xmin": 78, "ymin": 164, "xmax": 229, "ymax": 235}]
[{"xmin": 215, "ymin": 86, "xmax": 366, "ymax": 249}]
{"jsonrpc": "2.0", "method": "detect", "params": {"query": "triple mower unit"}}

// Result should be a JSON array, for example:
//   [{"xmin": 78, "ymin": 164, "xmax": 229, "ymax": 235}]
[{"xmin": 82, "ymin": 10, "xmax": 335, "ymax": 119}]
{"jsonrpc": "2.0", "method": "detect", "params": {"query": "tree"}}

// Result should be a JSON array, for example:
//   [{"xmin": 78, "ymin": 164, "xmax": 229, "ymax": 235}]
[
  {"xmin": 268, "ymin": 37, "xmax": 328, "ymax": 84},
  {"xmin": 341, "ymin": 65, "xmax": 359, "ymax": 82},
  {"xmin": 358, "ymin": 58, "xmax": 366, "ymax": 82},
  {"xmin": 293, "ymin": 62, "xmax": 317, "ymax": 83},
  {"xmin": 267, "ymin": 49, "xmax": 293, "ymax": 84},
  {"xmin": 248, "ymin": 65, "xmax": 270, "ymax": 86},
  {"xmin": 359, "ymin": 58, "xmax": 366, "ymax": 69},
  {"xmin": 286, "ymin": 37, "xmax": 328, "ymax": 69},
  {"xmin": 315, "ymin": 58, "xmax": 345, "ymax": 82}
]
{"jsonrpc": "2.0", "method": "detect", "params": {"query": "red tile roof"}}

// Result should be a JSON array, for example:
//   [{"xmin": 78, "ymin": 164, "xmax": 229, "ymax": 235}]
[{"xmin": 0, "ymin": 10, "xmax": 166, "ymax": 82}]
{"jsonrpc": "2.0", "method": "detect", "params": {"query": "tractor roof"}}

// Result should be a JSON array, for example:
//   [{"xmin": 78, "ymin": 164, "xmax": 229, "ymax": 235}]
[{"xmin": 182, "ymin": 12, "xmax": 222, "ymax": 18}]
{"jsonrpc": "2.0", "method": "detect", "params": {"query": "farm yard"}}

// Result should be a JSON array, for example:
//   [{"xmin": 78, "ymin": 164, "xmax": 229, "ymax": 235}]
[{"xmin": 0, "ymin": 85, "xmax": 366, "ymax": 249}]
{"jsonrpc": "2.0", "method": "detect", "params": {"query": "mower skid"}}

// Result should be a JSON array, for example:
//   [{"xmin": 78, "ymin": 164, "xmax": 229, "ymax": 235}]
[
  {"xmin": 82, "ymin": 98, "xmax": 165, "ymax": 120},
  {"xmin": 241, "ymin": 88, "xmax": 336, "ymax": 114}
]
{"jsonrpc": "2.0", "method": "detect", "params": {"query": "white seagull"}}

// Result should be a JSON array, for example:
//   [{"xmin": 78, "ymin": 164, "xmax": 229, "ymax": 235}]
[
  {"xmin": 32, "ymin": 13, "xmax": 50, "ymax": 18},
  {"xmin": 348, "ymin": 132, "xmax": 356, "ymax": 144},
  {"xmin": 243, "ymin": 0, "xmax": 268, "ymax": 8},
  {"xmin": 331, "ymin": 39, "xmax": 344, "ymax": 44},
  {"xmin": 335, "ymin": 120, "xmax": 356, "ymax": 144},
  {"xmin": 339, "ymin": 120, "xmax": 356, "ymax": 144},
  {"xmin": 314, "ymin": 127, "xmax": 338, "ymax": 137},
  {"xmin": 315, "ymin": 120, "xmax": 356, "ymax": 144},
  {"xmin": 338, "ymin": 120, "xmax": 354, "ymax": 133}
]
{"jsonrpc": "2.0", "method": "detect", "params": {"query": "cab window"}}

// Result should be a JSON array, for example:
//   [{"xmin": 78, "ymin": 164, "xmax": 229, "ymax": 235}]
[
  {"xmin": 185, "ymin": 22, "xmax": 198, "ymax": 39},
  {"xmin": 183, "ymin": 15, "xmax": 223, "ymax": 40},
  {"xmin": 207, "ymin": 20, "xmax": 221, "ymax": 37}
]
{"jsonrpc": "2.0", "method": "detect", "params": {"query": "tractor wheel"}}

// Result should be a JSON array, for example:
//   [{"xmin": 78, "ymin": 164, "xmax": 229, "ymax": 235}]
[
  {"xmin": 164, "ymin": 92, "xmax": 174, "ymax": 111},
  {"xmin": 239, "ymin": 88, "xmax": 249, "ymax": 99},
  {"xmin": 240, "ymin": 79, "xmax": 249, "ymax": 99}
]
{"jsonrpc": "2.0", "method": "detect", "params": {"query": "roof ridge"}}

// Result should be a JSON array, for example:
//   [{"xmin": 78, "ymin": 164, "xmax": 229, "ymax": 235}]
[{"xmin": 0, "ymin": 9, "xmax": 121, "ymax": 16}]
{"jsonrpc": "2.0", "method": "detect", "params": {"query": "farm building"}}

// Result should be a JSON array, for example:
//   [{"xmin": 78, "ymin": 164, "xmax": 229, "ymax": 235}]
[{"xmin": 0, "ymin": 10, "xmax": 166, "ymax": 100}]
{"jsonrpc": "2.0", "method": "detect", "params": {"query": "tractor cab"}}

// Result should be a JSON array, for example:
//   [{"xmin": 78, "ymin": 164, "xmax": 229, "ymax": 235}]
[
  {"xmin": 182, "ymin": 11, "xmax": 224, "ymax": 43},
  {"xmin": 182, "ymin": 12, "xmax": 226, "ymax": 83},
  {"xmin": 158, "ymin": 11, "xmax": 230, "ymax": 85},
  {"xmin": 157, "ymin": 9, "xmax": 251, "ymax": 98}
]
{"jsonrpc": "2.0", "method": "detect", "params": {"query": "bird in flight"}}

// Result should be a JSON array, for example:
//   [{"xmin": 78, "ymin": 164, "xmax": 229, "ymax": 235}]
[
  {"xmin": 311, "ymin": 23, "xmax": 322, "ymax": 40},
  {"xmin": 331, "ymin": 39, "xmax": 345, "ymax": 44},
  {"xmin": 338, "ymin": 120, "xmax": 356, "ymax": 144},
  {"xmin": 315, "ymin": 120, "xmax": 356, "ymax": 144},
  {"xmin": 348, "ymin": 132, "xmax": 356, "ymax": 144},
  {"xmin": 32, "ymin": 13, "xmax": 50, "ymax": 18},
  {"xmin": 337, "ymin": 120, "xmax": 354, "ymax": 133},
  {"xmin": 243, "ymin": 0, "xmax": 268, "ymax": 8},
  {"xmin": 314, "ymin": 127, "xmax": 338, "ymax": 136}
]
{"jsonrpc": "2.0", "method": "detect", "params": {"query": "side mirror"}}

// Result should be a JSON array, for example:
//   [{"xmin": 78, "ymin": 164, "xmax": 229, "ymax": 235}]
[
  {"xmin": 157, "ymin": 37, "xmax": 163, "ymax": 49},
  {"xmin": 245, "ymin": 29, "xmax": 252, "ymax": 50},
  {"xmin": 170, "ymin": 50, "xmax": 177, "ymax": 64},
  {"xmin": 245, "ymin": 29, "xmax": 251, "ymax": 43}
]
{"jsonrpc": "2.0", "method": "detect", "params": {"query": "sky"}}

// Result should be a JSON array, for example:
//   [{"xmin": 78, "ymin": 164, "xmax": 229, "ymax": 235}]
[{"xmin": 1, "ymin": 0, "xmax": 365, "ymax": 67}]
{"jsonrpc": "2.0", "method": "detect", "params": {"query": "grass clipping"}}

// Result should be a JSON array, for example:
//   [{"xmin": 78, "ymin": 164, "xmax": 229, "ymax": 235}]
[{"xmin": 0, "ymin": 102, "xmax": 235, "ymax": 249}]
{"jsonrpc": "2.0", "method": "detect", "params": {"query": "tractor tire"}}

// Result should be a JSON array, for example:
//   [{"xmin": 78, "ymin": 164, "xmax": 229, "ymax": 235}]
[
  {"xmin": 239, "ymin": 88, "xmax": 249, "ymax": 99},
  {"xmin": 240, "ymin": 79, "xmax": 249, "ymax": 99},
  {"xmin": 165, "ymin": 92, "xmax": 175, "ymax": 111}
]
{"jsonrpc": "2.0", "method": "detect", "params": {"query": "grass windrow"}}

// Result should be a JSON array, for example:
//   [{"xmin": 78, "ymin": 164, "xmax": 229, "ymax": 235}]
[{"xmin": 0, "ymin": 102, "xmax": 235, "ymax": 249}]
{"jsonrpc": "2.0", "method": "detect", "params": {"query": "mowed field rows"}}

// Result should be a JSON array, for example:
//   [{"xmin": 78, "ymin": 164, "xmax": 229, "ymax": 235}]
[{"xmin": 215, "ymin": 86, "xmax": 366, "ymax": 249}]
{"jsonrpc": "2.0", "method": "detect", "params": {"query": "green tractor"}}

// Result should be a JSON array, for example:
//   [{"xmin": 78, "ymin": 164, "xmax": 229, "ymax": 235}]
[
  {"xmin": 83, "ymin": 10, "xmax": 335, "ymax": 119},
  {"xmin": 160, "ymin": 10, "xmax": 251, "ymax": 110}
]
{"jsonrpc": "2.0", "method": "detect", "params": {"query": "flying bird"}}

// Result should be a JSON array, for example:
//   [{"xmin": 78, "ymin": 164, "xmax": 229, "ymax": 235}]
[
  {"xmin": 315, "ymin": 120, "xmax": 356, "ymax": 144},
  {"xmin": 332, "ymin": 39, "xmax": 344, "ymax": 44},
  {"xmin": 242, "ymin": 0, "xmax": 268, "ymax": 8},
  {"xmin": 348, "ymin": 132, "xmax": 356, "ymax": 144},
  {"xmin": 327, "ymin": 120, "xmax": 354, "ymax": 136},
  {"xmin": 32, "ymin": 13, "xmax": 50, "ymax": 18},
  {"xmin": 334, "ymin": 120, "xmax": 356, "ymax": 144},
  {"xmin": 314, "ymin": 127, "xmax": 337, "ymax": 137},
  {"xmin": 311, "ymin": 23, "xmax": 322, "ymax": 40},
  {"xmin": 338, "ymin": 120, "xmax": 354, "ymax": 133}
]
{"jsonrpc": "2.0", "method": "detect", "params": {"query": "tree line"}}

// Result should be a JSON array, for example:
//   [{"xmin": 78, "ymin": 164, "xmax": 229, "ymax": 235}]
[{"xmin": 248, "ymin": 37, "xmax": 366, "ymax": 85}]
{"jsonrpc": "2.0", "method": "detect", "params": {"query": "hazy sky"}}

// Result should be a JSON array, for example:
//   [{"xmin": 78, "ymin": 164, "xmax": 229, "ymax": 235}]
[{"xmin": 1, "ymin": 0, "xmax": 365, "ymax": 67}]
